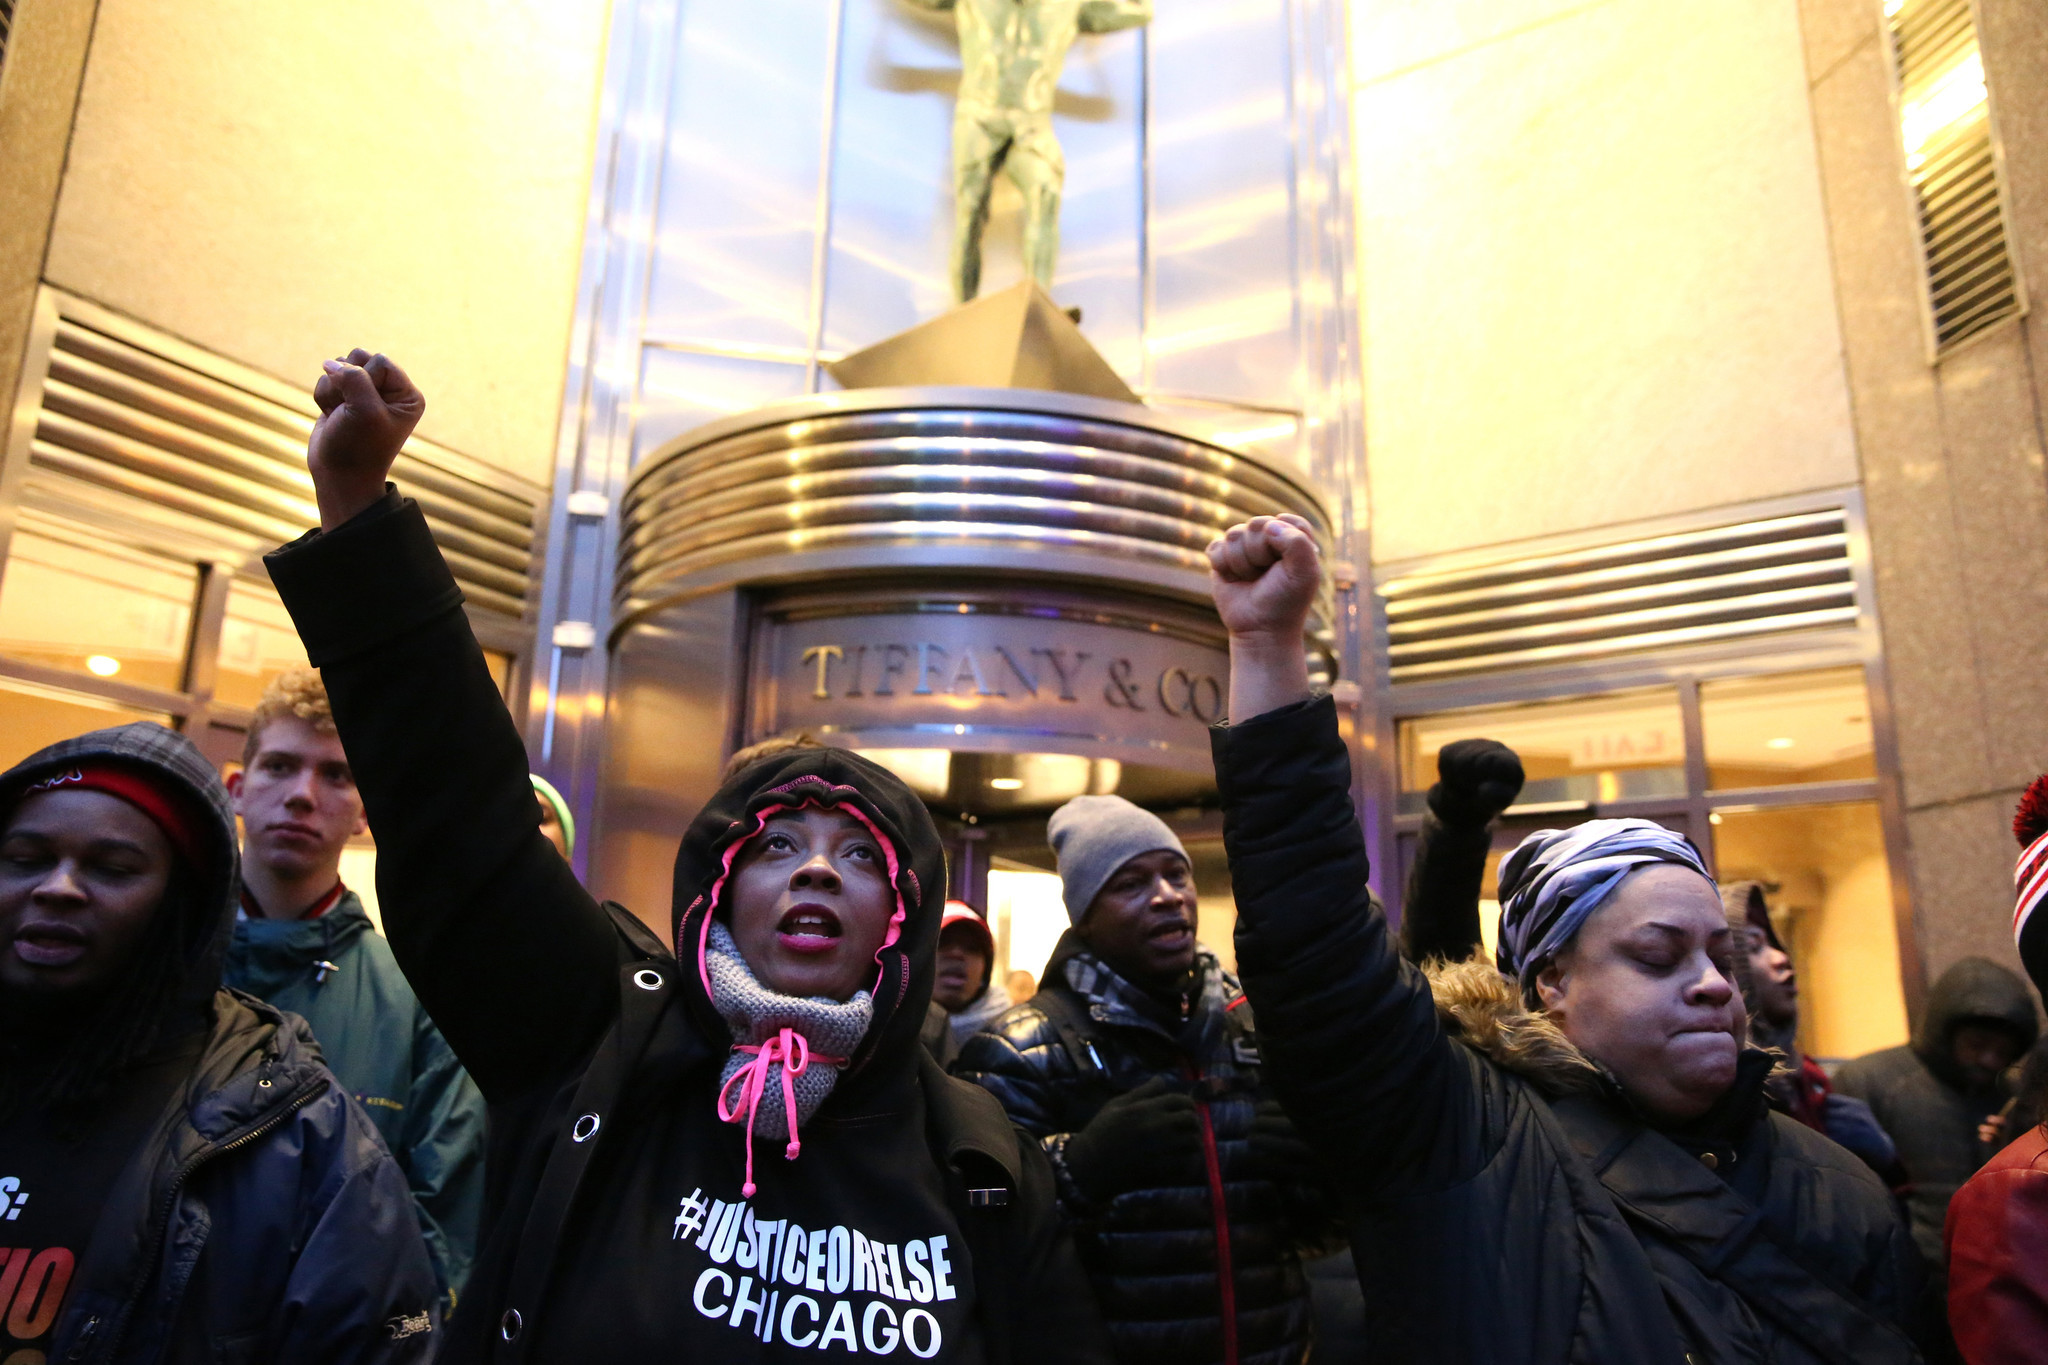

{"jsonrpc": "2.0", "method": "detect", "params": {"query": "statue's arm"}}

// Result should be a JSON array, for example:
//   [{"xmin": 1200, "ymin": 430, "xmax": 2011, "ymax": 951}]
[{"xmin": 1077, "ymin": 0, "xmax": 1152, "ymax": 32}]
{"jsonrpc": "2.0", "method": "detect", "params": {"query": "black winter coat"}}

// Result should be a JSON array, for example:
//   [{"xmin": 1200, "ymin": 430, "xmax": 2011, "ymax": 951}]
[
  {"xmin": 52, "ymin": 992, "xmax": 442, "ymax": 1365},
  {"xmin": 7, "ymin": 723, "xmax": 441, "ymax": 1364},
  {"xmin": 1216, "ymin": 696, "xmax": 1923, "ymax": 1365},
  {"xmin": 954, "ymin": 932, "xmax": 1333, "ymax": 1365},
  {"xmin": 1835, "ymin": 956, "xmax": 2040, "ymax": 1272},
  {"xmin": 266, "ymin": 491, "xmax": 1111, "ymax": 1365}
]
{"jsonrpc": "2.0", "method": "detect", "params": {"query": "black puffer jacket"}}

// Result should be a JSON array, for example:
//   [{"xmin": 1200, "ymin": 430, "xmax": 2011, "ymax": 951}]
[
  {"xmin": 1835, "ymin": 957, "xmax": 2040, "ymax": 1271},
  {"xmin": 953, "ymin": 932, "xmax": 1334, "ymax": 1365},
  {"xmin": 266, "ymin": 490, "xmax": 1111, "ymax": 1365},
  {"xmin": 10, "ymin": 724, "xmax": 440, "ymax": 1364},
  {"xmin": 1217, "ymin": 696, "xmax": 1923, "ymax": 1365}
]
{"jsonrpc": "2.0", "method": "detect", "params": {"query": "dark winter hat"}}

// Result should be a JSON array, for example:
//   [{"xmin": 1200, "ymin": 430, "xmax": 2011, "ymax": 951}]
[
  {"xmin": 1047, "ymin": 794, "xmax": 1188, "ymax": 926},
  {"xmin": 1721, "ymin": 880, "xmax": 1783, "ymax": 953}
]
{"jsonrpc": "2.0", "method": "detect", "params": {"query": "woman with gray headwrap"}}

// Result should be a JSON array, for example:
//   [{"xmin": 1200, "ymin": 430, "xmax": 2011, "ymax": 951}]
[{"xmin": 1205, "ymin": 513, "xmax": 1925, "ymax": 1365}]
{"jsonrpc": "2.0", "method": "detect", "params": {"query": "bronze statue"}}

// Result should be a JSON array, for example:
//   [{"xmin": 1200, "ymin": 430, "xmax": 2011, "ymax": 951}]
[{"xmin": 904, "ymin": 0, "xmax": 1153, "ymax": 303}]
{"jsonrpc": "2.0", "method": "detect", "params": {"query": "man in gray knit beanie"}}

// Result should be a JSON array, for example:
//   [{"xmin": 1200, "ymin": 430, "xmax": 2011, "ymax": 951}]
[
  {"xmin": 956, "ymin": 794, "xmax": 1335, "ymax": 1365},
  {"xmin": 1047, "ymin": 793, "xmax": 1190, "ymax": 926}
]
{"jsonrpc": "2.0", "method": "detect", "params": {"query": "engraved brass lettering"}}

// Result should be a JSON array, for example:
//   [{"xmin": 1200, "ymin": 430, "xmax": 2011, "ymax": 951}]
[
  {"xmin": 1104, "ymin": 658, "xmax": 1144, "ymax": 710},
  {"xmin": 801, "ymin": 645, "xmax": 843, "ymax": 701},
  {"xmin": 913, "ymin": 643, "xmax": 948, "ymax": 696},
  {"xmin": 1157, "ymin": 666, "xmax": 1191, "ymax": 716},
  {"xmin": 949, "ymin": 649, "xmax": 994, "ymax": 696},
  {"xmin": 993, "ymin": 646, "xmax": 1036, "ymax": 698},
  {"xmin": 872, "ymin": 644, "xmax": 911, "ymax": 696},
  {"xmin": 1032, "ymin": 649, "xmax": 1090, "ymax": 702}
]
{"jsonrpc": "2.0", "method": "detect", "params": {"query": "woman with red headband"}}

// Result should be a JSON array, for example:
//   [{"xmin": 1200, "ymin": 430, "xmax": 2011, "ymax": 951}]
[
  {"xmin": 258, "ymin": 350, "xmax": 1109, "ymax": 1363},
  {"xmin": 0, "ymin": 721, "xmax": 439, "ymax": 1362}
]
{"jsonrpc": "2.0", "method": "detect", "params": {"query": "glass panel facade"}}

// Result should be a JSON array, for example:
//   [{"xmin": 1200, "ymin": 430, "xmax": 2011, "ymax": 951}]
[
  {"xmin": 216, "ymin": 578, "xmax": 310, "ymax": 709},
  {"xmin": 0, "ymin": 526, "xmax": 195, "ymax": 691},
  {"xmin": 0, "ymin": 677, "xmax": 173, "ymax": 770},
  {"xmin": 1700, "ymin": 666, "xmax": 1875, "ymax": 789},
  {"xmin": 1397, "ymin": 687, "xmax": 1687, "ymax": 811}
]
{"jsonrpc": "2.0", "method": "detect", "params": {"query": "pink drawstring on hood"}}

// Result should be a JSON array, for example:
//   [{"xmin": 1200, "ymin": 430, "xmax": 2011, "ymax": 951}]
[
  {"xmin": 715, "ymin": 1028, "xmax": 847, "ymax": 1197},
  {"xmin": 701, "ymin": 921, "xmax": 873, "ymax": 1197}
]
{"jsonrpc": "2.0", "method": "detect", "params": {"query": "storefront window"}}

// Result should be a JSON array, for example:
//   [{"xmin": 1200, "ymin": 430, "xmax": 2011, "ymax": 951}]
[
  {"xmin": 987, "ymin": 861, "xmax": 1066, "ymax": 989},
  {"xmin": 1700, "ymin": 667, "xmax": 1875, "ymax": 790},
  {"xmin": 0, "ymin": 527, "xmax": 195, "ymax": 691},
  {"xmin": 216, "ymin": 578, "xmax": 310, "ymax": 709},
  {"xmin": 1711, "ymin": 801, "xmax": 1906, "ymax": 1060},
  {"xmin": 1397, "ymin": 686, "xmax": 1687, "ymax": 813},
  {"xmin": 0, "ymin": 677, "xmax": 173, "ymax": 770}
]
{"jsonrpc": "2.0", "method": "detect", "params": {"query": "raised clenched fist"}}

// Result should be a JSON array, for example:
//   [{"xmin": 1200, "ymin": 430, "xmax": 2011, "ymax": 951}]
[
  {"xmin": 1430, "ymin": 738, "xmax": 1525, "ymax": 827},
  {"xmin": 1206, "ymin": 514, "xmax": 1321, "ymax": 643},
  {"xmin": 308, "ymin": 349, "xmax": 425, "ymax": 530}
]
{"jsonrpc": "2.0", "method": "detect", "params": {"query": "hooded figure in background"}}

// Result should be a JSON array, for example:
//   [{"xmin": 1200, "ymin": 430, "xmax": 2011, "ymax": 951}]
[
  {"xmin": 921, "ymin": 902, "xmax": 1011, "ymax": 1068},
  {"xmin": 0, "ymin": 722, "xmax": 437, "ymax": 1363},
  {"xmin": 1941, "ymin": 777, "xmax": 2048, "ymax": 1365},
  {"xmin": 263, "ymin": 346, "xmax": 1111, "ymax": 1364},
  {"xmin": 1836, "ymin": 956, "xmax": 2038, "ymax": 1286}
]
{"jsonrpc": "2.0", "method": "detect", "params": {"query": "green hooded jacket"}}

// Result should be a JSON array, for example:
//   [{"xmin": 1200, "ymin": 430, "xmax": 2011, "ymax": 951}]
[{"xmin": 225, "ymin": 891, "xmax": 486, "ymax": 1308}]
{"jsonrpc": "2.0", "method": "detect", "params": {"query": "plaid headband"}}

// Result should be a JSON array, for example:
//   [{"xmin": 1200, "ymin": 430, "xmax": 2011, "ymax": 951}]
[{"xmin": 1495, "ymin": 818, "xmax": 1711, "ymax": 1000}]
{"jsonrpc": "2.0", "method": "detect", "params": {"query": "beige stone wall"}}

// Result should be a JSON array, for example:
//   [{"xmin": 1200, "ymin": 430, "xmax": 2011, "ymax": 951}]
[
  {"xmin": 1353, "ymin": 0, "xmax": 1861, "ymax": 565},
  {"xmin": 1798, "ymin": 0, "xmax": 2048, "ymax": 996},
  {"xmin": 0, "ymin": 0, "xmax": 98, "ymax": 454},
  {"xmin": 39, "ymin": 0, "xmax": 610, "ymax": 484}
]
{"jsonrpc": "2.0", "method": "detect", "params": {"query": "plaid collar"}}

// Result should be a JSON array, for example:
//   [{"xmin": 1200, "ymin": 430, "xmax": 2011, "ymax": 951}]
[{"xmin": 1061, "ymin": 944, "xmax": 1234, "ymax": 1045}]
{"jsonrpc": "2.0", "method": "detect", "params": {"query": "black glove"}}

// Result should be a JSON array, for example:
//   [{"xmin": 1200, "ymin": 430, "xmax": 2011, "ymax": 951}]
[
  {"xmin": 1063, "ymin": 1077, "xmax": 1204, "ymax": 1201},
  {"xmin": 1428, "ymin": 738, "xmax": 1525, "ymax": 827},
  {"xmin": 1247, "ymin": 1098, "xmax": 1316, "ymax": 1177}
]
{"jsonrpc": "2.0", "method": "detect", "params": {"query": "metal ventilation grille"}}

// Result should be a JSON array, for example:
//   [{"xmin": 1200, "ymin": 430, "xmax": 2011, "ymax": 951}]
[
  {"xmin": 25, "ymin": 300, "xmax": 537, "ymax": 617},
  {"xmin": 1890, "ymin": 0, "xmax": 2023, "ymax": 352},
  {"xmin": 1379, "ymin": 509, "xmax": 1860, "ymax": 683}
]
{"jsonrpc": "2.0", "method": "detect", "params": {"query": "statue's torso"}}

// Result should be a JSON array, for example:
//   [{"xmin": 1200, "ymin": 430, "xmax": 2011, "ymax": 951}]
[{"xmin": 954, "ymin": 0, "xmax": 1084, "ymax": 115}]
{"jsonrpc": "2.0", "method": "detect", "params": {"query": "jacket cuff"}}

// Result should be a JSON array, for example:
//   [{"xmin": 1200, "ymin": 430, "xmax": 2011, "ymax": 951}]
[
  {"xmin": 1210, "ymin": 693, "xmax": 1339, "ymax": 803},
  {"xmin": 264, "ymin": 487, "xmax": 466, "ymax": 666},
  {"xmin": 1043, "ymin": 1133, "xmax": 1096, "ymax": 1214}
]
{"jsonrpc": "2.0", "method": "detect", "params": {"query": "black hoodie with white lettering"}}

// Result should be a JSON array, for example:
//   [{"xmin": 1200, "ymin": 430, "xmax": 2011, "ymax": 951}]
[{"xmin": 265, "ymin": 489, "xmax": 1111, "ymax": 1365}]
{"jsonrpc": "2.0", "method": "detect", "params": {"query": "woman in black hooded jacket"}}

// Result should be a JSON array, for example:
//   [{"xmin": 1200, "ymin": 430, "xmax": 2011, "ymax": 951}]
[
  {"xmin": 1202, "ymin": 513, "xmax": 1922, "ymax": 1365},
  {"xmin": 262, "ymin": 349, "xmax": 1111, "ymax": 1364}
]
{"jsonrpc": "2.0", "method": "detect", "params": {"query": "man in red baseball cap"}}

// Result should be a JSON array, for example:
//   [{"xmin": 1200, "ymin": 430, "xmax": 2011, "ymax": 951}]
[{"xmin": 919, "ymin": 901, "xmax": 1010, "ymax": 1067}]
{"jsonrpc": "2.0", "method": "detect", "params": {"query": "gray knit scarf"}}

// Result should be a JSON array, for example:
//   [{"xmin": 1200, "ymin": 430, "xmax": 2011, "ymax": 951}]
[{"xmin": 704, "ymin": 921, "xmax": 874, "ymax": 1196}]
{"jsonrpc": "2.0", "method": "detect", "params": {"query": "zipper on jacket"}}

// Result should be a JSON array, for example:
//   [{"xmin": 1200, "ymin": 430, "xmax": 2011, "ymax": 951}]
[
  {"xmin": 1187, "ymin": 1064, "xmax": 1238, "ymax": 1365},
  {"xmin": 81, "ymin": 1067, "xmax": 326, "ymax": 1363}
]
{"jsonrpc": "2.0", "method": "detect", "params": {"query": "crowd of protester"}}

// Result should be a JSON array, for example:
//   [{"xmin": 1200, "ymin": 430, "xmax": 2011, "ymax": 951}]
[{"xmin": 6, "ymin": 349, "xmax": 2048, "ymax": 1361}]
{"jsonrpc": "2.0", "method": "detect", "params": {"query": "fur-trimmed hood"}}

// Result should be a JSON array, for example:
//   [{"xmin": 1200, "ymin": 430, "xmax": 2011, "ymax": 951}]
[
  {"xmin": 1425, "ymin": 955, "xmax": 1607, "ymax": 1097},
  {"xmin": 1425, "ymin": 954, "xmax": 1787, "ymax": 1110}
]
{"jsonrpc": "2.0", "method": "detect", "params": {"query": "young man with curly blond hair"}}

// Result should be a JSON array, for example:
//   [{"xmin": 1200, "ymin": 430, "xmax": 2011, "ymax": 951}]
[{"xmin": 222, "ymin": 666, "xmax": 487, "ymax": 1313}]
